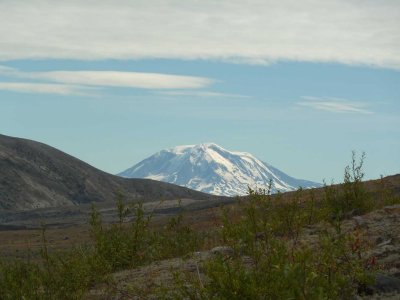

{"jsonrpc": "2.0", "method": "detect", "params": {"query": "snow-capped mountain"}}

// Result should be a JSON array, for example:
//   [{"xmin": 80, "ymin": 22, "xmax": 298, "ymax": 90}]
[{"xmin": 118, "ymin": 143, "xmax": 321, "ymax": 196}]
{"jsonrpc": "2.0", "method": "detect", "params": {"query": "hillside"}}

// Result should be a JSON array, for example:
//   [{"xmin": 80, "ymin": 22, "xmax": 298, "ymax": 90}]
[{"xmin": 0, "ymin": 134, "xmax": 218, "ymax": 211}]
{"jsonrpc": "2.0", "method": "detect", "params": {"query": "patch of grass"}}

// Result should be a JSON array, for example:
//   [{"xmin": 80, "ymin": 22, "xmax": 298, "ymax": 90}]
[{"xmin": 0, "ymin": 229, "xmax": 107, "ymax": 300}]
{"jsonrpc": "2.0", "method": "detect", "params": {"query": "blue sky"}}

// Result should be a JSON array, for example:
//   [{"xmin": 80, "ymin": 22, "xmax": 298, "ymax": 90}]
[{"xmin": 0, "ymin": 0, "xmax": 399, "ymax": 183}]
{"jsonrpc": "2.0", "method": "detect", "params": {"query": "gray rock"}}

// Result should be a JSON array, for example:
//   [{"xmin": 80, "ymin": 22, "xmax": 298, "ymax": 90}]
[
  {"xmin": 377, "ymin": 239, "xmax": 393, "ymax": 248},
  {"xmin": 375, "ymin": 236, "xmax": 383, "ymax": 245},
  {"xmin": 255, "ymin": 231, "xmax": 266, "ymax": 240},
  {"xmin": 210, "ymin": 246, "xmax": 234, "ymax": 257},
  {"xmin": 384, "ymin": 205, "xmax": 400, "ymax": 213},
  {"xmin": 353, "ymin": 216, "xmax": 367, "ymax": 228},
  {"xmin": 373, "ymin": 274, "xmax": 400, "ymax": 293}
]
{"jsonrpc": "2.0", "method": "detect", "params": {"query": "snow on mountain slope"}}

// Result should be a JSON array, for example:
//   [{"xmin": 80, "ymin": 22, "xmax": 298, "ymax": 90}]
[{"xmin": 118, "ymin": 143, "xmax": 321, "ymax": 196}]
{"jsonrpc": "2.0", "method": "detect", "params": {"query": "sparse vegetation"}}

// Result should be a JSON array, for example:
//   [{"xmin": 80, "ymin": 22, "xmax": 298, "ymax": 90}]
[
  {"xmin": 0, "ymin": 196, "xmax": 202, "ymax": 299},
  {"xmin": 0, "ymin": 152, "xmax": 399, "ymax": 299},
  {"xmin": 171, "ymin": 152, "xmax": 398, "ymax": 299},
  {"xmin": 173, "ymin": 186, "xmax": 376, "ymax": 299}
]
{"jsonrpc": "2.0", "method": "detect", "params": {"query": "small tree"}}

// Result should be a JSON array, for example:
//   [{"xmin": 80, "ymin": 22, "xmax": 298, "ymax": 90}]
[
  {"xmin": 342, "ymin": 151, "xmax": 371, "ymax": 214},
  {"xmin": 325, "ymin": 151, "xmax": 372, "ymax": 220}
]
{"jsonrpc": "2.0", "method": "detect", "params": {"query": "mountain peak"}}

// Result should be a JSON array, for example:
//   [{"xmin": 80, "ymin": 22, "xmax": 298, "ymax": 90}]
[
  {"xmin": 196, "ymin": 142, "xmax": 219, "ymax": 148},
  {"xmin": 167, "ymin": 142, "xmax": 221, "ymax": 153},
  {"xmin": 119, "ymin": 144, "xmax": 321, "ymax": 196}
]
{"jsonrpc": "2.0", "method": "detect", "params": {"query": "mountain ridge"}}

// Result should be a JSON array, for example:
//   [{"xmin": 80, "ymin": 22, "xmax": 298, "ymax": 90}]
[{"xmin": 119, "ymin": 143, "xmax": 321, "ymax": 196}]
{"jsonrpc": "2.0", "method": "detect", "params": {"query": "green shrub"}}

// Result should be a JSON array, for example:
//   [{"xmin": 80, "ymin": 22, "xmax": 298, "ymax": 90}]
[
  {"xmin": 0, "ymin": 259, "xmax": 42, "ymax": 300},
  {"xmin": 90, "ymin": 198, "xmax": 202, "ymax": 271},
  {"xmin": 0, "ymin": 240, "xmax": 107, "ymax": 299}
]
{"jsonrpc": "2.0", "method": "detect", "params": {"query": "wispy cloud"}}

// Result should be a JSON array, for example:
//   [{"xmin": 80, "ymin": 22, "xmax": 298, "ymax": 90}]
[
  {"xmin": 0, "ymin": 66, "xmax": 213, "ymax": 95},
  {"xmin": 156, "ymin": 90, "xmax": 250, "ymax": 99},
  {"xmin": 0, "ymin": 82, "xmax": 97, "ymax": 96},
  {"xmin": 0, "ymin": 1, "xmax": 399, "ymax": 69},
  {"xmin": 0, "ymin": 65, "xmax": 16, "ymax": 73},
  {"xmin": 2, "ymin": 68, "xmax": 212, "ymax": 90},
  {"xmin": 30, "ymin": 71, "xmax": 212, "ymax": 89},
  {"xmin": 298, "ymin": 97, "xmax": 373, "ymax": 114}
]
